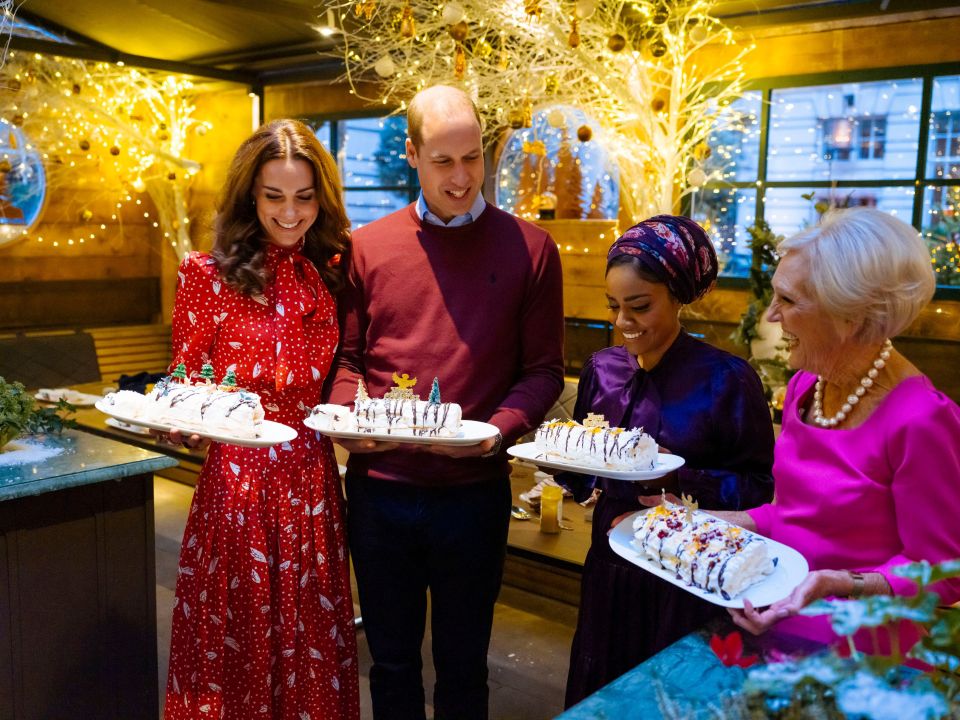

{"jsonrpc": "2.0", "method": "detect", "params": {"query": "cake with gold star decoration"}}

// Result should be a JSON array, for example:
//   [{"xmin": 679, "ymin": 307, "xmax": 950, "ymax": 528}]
[
  {"xmin": 312, "ymin": 374, "xmax": 462, "ymax": 437},
  {"xmin": 534, "ymin": 414, "xmax": 657, "ymax": 470}
]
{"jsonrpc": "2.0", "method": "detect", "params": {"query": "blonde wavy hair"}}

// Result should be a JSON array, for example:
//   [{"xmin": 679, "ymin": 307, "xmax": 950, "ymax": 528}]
[{"xmin": 778, "ymin": 206, "xmax": 935, "ymax": 343}]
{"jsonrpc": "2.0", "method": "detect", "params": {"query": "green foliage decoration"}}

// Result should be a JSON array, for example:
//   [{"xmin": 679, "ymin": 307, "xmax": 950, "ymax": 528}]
[{"xmin": 0, "ymin": 376, "xmax": 77, "ymax": 449}]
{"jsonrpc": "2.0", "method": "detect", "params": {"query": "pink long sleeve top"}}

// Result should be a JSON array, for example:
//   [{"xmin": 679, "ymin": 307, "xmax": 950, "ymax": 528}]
[{"xmin": 748, "ymin": 370, "xmax": 960, "ymax": 649}]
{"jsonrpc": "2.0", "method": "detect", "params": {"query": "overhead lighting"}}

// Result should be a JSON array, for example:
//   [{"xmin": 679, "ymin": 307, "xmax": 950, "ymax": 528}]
[{"xmin": 314, "ymin": 8, "xmax": 339, "ymax": 38}]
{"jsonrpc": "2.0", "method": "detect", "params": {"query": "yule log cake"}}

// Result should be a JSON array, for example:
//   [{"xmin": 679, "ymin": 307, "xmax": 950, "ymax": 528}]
[
  {"xmin": 312, "ymin": 373, "xmax": 462, "ymax": 437},
  {"xmin": 632, "ymin": 497, "xmax": 776, "ymax": 600},
  {"xmin": 535, "ymin": 413, "xmax": 658, "ymax": 470},
  {"xmin": 102, "ymin": 363, "xmax": 264, "ymax": 439}
]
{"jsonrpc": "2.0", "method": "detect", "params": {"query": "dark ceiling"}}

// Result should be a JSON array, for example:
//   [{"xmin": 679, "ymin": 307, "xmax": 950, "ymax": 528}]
[{"xmin": 12, "ymin": 0, "xmax": 960, "ymax": 87}]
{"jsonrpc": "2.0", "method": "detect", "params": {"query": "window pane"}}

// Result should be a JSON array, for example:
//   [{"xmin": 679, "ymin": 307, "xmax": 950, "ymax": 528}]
[
  {"xmin": 340, "ymin": 116, "xmax": 409, "ymax": 188},
  {"xmin": 922, "ymin": 185, "xmax": 960, "ymax": 287},
  {"xmin": 690, "ymin": 187, "xmax": 756, "ymax": 277},
  {"xmin": 344, "ymin": 188, "xmax": 411, "ymax": 228},
  {"xmin": 310, "ymin": 121, "xmax": 332, "ymax": 153},
  {"xmin": 767, "ymin": 79, "xmax": 922, "ymax": 181},
  {"xmin": 763, "ymin": 186, "xmax": 916, "ymax": 237},
  {"xmin": 705, "ymin": 91, "xmax": 762, "ymax": 183},
  {"xmin": 495, "ymin": 105, "xmax": 619, "ymax": 220},
  {"xmin": 927, "ymin": 75, "xmax": 960, "ymax": 180}
]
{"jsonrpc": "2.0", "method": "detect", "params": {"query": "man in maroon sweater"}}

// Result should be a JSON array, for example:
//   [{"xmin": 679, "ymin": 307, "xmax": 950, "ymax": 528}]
[{"xmin": 327, "ymin": 85, "xmax": 564, "ymax": 719}]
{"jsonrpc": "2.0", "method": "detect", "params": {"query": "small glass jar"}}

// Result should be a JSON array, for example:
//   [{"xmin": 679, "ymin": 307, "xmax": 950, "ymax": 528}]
[{"xmin": 539, "ymin": 484, "xmax": 563, "ymax": 534}]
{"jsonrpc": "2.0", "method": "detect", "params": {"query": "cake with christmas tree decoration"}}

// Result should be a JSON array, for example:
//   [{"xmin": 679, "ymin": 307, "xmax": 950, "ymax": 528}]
[
  {"xmin": 534, "ymin": 413, "xmax": 658, "ymax": 471},
  {"xmin": 311, "ymin": 373, "xmax": 462, "ymax": 437},
  {"xmin": 101, "ymin": 363, "xmax": 264, "ymax": 439}
]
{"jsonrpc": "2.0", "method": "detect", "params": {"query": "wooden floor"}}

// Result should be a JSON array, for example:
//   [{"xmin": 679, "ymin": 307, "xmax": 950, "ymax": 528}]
[{"xmin": 154, "ymin": 476, "xmax": 580, "ymax": 720}]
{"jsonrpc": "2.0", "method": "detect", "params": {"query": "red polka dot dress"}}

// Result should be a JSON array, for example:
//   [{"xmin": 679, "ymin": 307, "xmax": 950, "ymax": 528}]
[{"xmin": 164, "ymin": 245, "xmax": 359, "ymax": 720}]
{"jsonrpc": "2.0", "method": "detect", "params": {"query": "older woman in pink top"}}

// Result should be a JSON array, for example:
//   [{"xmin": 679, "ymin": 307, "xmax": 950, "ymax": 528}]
[{"xmin": 716, "ymin": 206, "xmax": 960, "ymax": 651}]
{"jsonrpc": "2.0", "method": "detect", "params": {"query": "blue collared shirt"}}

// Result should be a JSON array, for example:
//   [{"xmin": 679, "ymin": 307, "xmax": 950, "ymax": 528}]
[{"xmin": 415, "ymin": 192, "xmax": 486, "ymax": 227}]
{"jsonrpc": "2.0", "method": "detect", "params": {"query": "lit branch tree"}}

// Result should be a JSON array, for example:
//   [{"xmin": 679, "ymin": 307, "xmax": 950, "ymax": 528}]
[
  {"xmin": 0, "ymin": 51, "xmax": 210, "ymax": 258},
  {"xmin": 328, "ymin": 0, "xmax": 752, "ymax": 218}
]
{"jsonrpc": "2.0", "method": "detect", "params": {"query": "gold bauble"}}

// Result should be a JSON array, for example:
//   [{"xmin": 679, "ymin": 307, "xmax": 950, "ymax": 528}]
[
  {"xmin": 525, "ymin": 0, "xmax": 542, "ymax": 21},
  {"xmin": 508, "ymin": 108, "xmax": 525, "ymax": 129},
  {"xmin": 79, "ymin": 139, "xmax": 91, "ymax": 151},
  {"xmin": 0, "ymin": 160, "xmax": 11, "ymax": 173},
  {"xmin": 11, "ymin": 114, "xmax": 23, "ymax": 127},
  {"xmin": 651, "ymin": 39, "xmax": 668, "ymax": 57},
  {"xmin": 577, "ymin": 125, "xmax": 592, "ymax": 142},
  {"xmin": 545, "ymin": 75, "xmax": 558, "ymax": 94},
  {"xmin": 475, "ymin": 38, "xmax": 493, "ymax": 58},
  {"xmin": 652, "ymin": 5, "xmax": 669, "ymax": 25},
  {"xmin": 109, "ymin": 145, "xmax": 121, "ymax": 156},
  {"xmin": 72, "ymin": 83, "xmax": 82, "ymax": 95},
  {"xmin": 400, "ymin": 4, "xmax": 415, "ymax": 37},
  {"xmin": 547, "ymin": 109, "xmax": 566, "ymax": 128},
  {"xmin": 168, "ymin": 171, "xmax": 177, "ymax": 180},
  {"xmin": 158, "ymin": 131, "xmax": 170, "ymax": 141},
  {"xmin": 651, "ymin": 96, "xmax": 666, "ymax": 113},
  {"xmin": 449, "ymin": 20, "xmax": 468, "ymax": 42},
  {"xmin": 689, "ymin": 25, "xmax": 708, "ymax": 43},
  {"xmin": 607, "ymin": 34, "xmax": 626, "ymax": 52}
]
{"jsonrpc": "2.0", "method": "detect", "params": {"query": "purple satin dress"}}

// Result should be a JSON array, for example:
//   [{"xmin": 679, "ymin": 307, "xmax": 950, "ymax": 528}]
[{"xmin": 561, "ymin": 332, "xmax": 775, "ymax": 707}]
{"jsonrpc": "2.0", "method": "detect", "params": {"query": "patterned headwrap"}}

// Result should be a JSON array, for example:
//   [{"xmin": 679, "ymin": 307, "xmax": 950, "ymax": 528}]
[{"xmin": 606, "ymin": 214, "xmax": 718, "ymax": 304}]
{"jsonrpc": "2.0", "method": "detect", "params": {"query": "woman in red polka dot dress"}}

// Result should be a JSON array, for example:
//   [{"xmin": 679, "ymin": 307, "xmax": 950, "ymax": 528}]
[{"xmin": 163, "ymin": 119, "xmax": 360, "ymax": 720}]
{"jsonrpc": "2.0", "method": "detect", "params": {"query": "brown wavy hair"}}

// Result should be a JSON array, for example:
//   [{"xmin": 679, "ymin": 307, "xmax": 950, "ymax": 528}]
[{"xmin": 211, "ymin": 119, "xmax": 351, "ymax": 296}]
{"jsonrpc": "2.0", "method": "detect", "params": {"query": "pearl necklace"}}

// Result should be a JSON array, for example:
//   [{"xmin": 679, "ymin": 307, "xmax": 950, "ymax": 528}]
[{"xmin": 812, "ymin": 339, "xmax": 892, "ymax": 428}]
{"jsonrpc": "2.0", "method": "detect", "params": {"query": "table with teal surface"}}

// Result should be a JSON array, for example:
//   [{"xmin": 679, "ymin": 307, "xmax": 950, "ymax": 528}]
[{"xmin": 0, "ymin": 430, "xmax": 176, "ymax": 720}]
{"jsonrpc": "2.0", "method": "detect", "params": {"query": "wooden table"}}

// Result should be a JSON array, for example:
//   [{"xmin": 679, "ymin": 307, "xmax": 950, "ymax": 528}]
[{"xmin": 504, "ymin": 462, "xmax": 591, "ymax": 604}]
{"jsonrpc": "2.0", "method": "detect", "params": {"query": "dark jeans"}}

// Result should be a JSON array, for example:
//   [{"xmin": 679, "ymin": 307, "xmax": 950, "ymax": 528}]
[{"xmin": 345, "ymin": 472, "xmax": 512, "ymax": 720}]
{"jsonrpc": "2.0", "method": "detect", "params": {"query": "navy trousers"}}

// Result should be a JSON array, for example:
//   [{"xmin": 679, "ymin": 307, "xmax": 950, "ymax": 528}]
[{"xmin": 345, "ymin": 472, "xmax": 512, "ymax": 720}]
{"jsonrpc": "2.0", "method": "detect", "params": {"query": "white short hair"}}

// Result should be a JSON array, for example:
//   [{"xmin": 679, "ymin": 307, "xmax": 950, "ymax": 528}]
[{"xmin": 778, "ymin": 207, "xmax": 935, "ymax": 344}]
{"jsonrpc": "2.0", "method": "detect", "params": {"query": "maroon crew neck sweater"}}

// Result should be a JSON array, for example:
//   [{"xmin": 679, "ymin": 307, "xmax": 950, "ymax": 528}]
[{"xmin": 327, "ymin": 203, "xmax": 565, "ymax": 486}]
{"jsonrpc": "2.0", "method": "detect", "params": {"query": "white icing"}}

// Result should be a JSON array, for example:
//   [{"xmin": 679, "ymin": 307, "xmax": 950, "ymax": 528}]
[{"xmin": 534, "ymin": 419, "xmax": 657, "ymax": 470}]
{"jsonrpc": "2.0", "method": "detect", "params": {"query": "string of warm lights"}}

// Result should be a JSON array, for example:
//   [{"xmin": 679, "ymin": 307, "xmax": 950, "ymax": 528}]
[
  {"xmin": 327, "ymin": 0, "xmax": 753, "ymax": 218},
  {"xmin": 0, "ymin": 51, "xmax": 209, "ymax": 258}
]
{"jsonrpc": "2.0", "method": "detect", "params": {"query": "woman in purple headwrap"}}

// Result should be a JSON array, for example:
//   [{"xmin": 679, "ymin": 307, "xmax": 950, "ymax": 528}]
[{"xmin": 560, "ymin": 215, "xmax": 775, "ymax": 707}]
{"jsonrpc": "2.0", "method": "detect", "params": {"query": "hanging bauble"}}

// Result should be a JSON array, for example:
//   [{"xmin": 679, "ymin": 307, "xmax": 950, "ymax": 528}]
[
  {"xmin": 574, "ymin": 0, "xmax": 596, "ymax": 18},
  {"xmin": 693, "ymin": 142, "xmax": 712, "ymax": 161},
  {"xmin": 6, "ymin": 78, "xmax": 20, "ymax": 92},
  {"xmin": 0, "ymin": 160, "xmax": 11, "ymax": 173},
  {"xmin": 607, "ymin": 34, "xmax": 627, "ymax": 52},
  {"xmin": 441, "ymin": 2, "xmax": 465, "ymax": 25},
  {"xmin": 449, "ymin": 20, "xmax": 468, "ymax": 42},
  {"xmin": 10, "ymin": 114, "xmax": 23, "ymax": 127},
  {"xmin": 475, "ymin": 38, "xmax": 493, "ymax": 58},
  {"xmin": 689, "ymin": 25, "xmax": 708, "ymax": 43},
  {"xmin": 547, "ymin": 109, "xmax": 566, "ymax": 128},
  {"xmin": 688, "ymin": 167, "xmax": 707, "ymax": 187},
  {"xmin": 168, "ymin": 171, "xmax": 177, "ymax": 181},
  {"xmin": 544, "ymin": 75, "xmax": 558, "ymax": 94},
  {"xmin": 158, "ymin": 130, "xmax": 170, "ymax": 141},
  {"xmin": 454, "ymin": 44, "xmax": 467, "ymax": 79},
  {"xmin": 159, "ymin": 122, "xmax": 168, "ymax": 130},
  {"xmin": 652, "ymin": 3, "xmax": 669, "ymax": 25},
  {"xmin": 80, "ymin": 209, "xmax": 93, "ymax": 222},
  {"xmin": 525, "ymin": 0, "xmax": 542, "ymax": 22},
  {"xmin": 109, "ymin": 145, "xmax": 121, "ymax": 156},
  {"xmin": 650, "ymin": 39, "xmax": 668, "ymax": 57},
  {"xmin": 355, "ymin": 0, "xmax": 377, "ymax": 21},
  {"xmin": 507, "ymin": 108, "xmax": 525, "ymax": 129},
  {"xmin": 651, "ymin": 96, "xmax": 666, "ymax": 113},
  {"xmin": 400, "ymin": 2, "xmax": 415, "ymax": 38},
  {"xmin": 577, "ymin": 125, "xmax": 593, "ymax": 142},
  {"xmin": 79, "ymin": 139, "xmax": 91, "ymax": 151},
  {"xmin": 568, "ymin": 18, "xmax": 580, "ymax": 48},
  {"xmin": 374, "ymin": 55, "xmax": 396, "ymax": 77},
  {"xmin": 72, "ymin": 83, "xmax": 82, "ymax": 95}
]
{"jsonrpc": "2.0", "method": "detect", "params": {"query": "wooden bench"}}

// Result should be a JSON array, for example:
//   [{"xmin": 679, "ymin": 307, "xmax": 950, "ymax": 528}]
[{"xmin": 85, "ymin": 323, "xmax": 172, "ymax": 383}]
